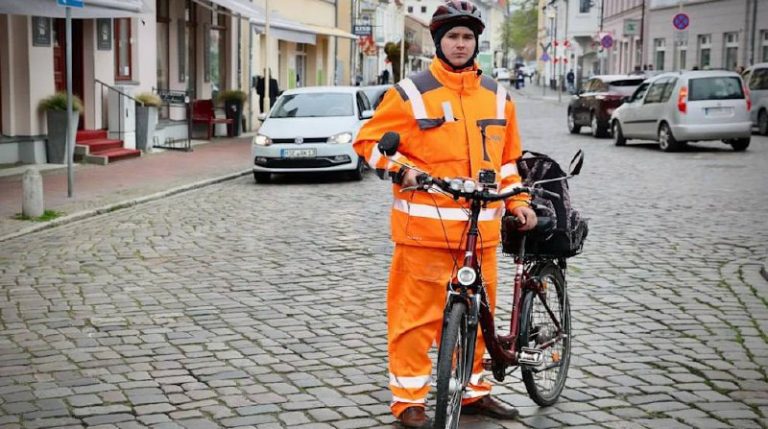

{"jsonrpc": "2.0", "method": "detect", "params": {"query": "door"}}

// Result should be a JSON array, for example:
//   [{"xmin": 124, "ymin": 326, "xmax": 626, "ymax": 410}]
[
  {"xmin": 53, "ymin": 19, "xmax": 84, "ymax": 129},
  {"xmin": 634, "ymin": 78, "xmax": 669, "ymax": 140},
  {"xmin": 620, "ymin": 82, "xmax": 650, "ymax": 137}
]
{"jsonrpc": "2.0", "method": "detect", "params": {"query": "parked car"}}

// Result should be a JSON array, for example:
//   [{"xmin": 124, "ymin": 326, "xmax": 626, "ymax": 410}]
[
  {"xmin": 742, "ymin": 62, "xmax": 768, "ymax": 135},
  {"xmin": 610, "ymin": 70, "xmax": 752, "ymax": 152},
  {"xmin": 360, "ymin": 84, "xmax": 392, "ymax": 109},
  {"xmin": 252, "ymin": 86, "xmax": 374, "ymax": 182},
  {"xmin": 567, "ymin": 75, "xmax": 646, "ymax": 138},
  {"xmin": 493, "ymin": 68, "xmax": 511, "ymax": 81}
]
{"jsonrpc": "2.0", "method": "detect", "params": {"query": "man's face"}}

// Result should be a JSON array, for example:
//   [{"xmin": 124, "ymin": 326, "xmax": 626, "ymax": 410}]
[{"xmin": 440, "ymin": 26, "xmax": 476, "ymax": 67}]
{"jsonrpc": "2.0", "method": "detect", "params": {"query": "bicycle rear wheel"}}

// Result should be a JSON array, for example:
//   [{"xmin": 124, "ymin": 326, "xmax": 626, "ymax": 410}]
[
  {"xmin": 518, "ymin": 262, "xmax": 571, "ymax": 406},
  {"xmin": 434, "ymin": 301, "xmax": 471, "ymax": 429}
]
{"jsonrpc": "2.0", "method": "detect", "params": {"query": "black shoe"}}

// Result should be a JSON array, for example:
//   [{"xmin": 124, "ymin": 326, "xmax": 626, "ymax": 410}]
[
  {"xmin": 462, "ymin": 396, "xmax": 519, "ymax": 420},
  {"xmin": 399, "ymin": 406, "xmax": 433, "ymax": 428}
]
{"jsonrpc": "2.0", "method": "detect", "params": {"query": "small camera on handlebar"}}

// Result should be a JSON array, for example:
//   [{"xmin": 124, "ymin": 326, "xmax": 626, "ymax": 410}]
[{"xmin": 478, "ymin": 169, "xmax": 496, "ymax": 186}]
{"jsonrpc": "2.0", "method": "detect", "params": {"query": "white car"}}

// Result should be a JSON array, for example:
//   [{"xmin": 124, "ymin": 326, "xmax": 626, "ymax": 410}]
[
  {"xmin": 252, "ymin": 86, "xmax": 374, "ymax": 182},
  {"xmin": 493, "ymin": 68, "xmax": 511, "ymax": 81},
  {"xmin": 610, "ymin": 70, "xmax": 752, "ymax": 152},
  {"xmin": 742, "ymin": 62, "xmax": 768, "ymax": 135}
]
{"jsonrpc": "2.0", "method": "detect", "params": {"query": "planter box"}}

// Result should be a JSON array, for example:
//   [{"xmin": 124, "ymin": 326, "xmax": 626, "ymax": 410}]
[
  {"xmin": 136, "ymin": 106, "xmax": 158, "ymax": 151},
  {"xmin": 45, "ymin": 110, "xmax": 79, "ymax": 164},
  {"xmin": 225, "ymin": 100, "xmax": 243, "ymax": 137}
]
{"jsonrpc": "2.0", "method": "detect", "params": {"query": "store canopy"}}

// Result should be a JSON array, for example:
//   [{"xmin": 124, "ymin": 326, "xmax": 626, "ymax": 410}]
[
  {"xmin": 301, "ymin": 23, "xmax": 358, "ymax": 40},
  {"xmin": 193, "ymin": 0, "xmax": 262, "ymax": 20},
  {"xmin": 250, "ymin": 9, "xmax": 317, "ymax": 45},
  {"xmin": 0, "ymin": 0, "xmax": 153, "ymax": 18}
]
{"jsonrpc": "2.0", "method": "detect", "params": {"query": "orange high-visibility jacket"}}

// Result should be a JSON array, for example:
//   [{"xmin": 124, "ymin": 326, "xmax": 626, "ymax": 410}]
[{"xmin": 354, "ymin": 59, "xmax": 528, "ymax": 249}]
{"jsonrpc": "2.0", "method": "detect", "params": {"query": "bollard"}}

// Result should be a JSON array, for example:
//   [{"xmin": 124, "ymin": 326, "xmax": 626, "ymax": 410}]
[{"xmin": 22, "ymin": 168, "xmax": 44, "ymax": 218}]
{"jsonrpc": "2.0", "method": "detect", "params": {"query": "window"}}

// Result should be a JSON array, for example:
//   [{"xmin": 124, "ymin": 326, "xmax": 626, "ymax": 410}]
[
  {"xmin": 654, "ymin": 38, "xmax": 665, "ymax": 71},
  {"xmin": 723, "ymin": 32, "xmax": 739, "ymax": 71},
  {"xmin": 114, "ymin": 18, "xmax": 132, "ymax": 80},
  {"xmin": 270, "ymin": 93, "xmax": 354, "ymax": 118},
  {"xmin": 630, "ymin": 82, "xmax": 650, "ymax": 102},
  {"xmin": 407, "ymin": 6, "xmax": 413, "ymax": 13},
  {"xmin": 678, "ymin": 39, "xmax": 687, "ymax": 70},
  {"xmin": 660, "ymin": 78, "xmax": 677, "ymax": 102},
  {"xmin": 689, "ymin": 76, "xmax": 744, "ymax": 101},
  {"xmin": 295, "ymin": 43, "xmax": 307, "ymax": 88},
  {"xmin": 748, "ymin": 68, "xmax": 768, "ymax": 91},
  {"xmin": 156, "ymin": 0, "xmax": 170, "ymax": 118},
  {"xmin": 421, "ymin": 6, "xmax": 427, "ymax": 13},
  {"xmin": 698, "ymin": 34, "xmax": 711, "ymax": 68},
  {"xmin": 209, "ymin": 9, "xmax": 226, "ymax": 94},
  {"xmin": 644, "ymin": 79, "xmax": 668, "ymax": 103},
  {"xmin": 579, "ymin": 0, "xmax": 591, "ymax": 13},
  {"xmin": 761, "ymin": 30, "xmax": 768, "ymax": 62}
]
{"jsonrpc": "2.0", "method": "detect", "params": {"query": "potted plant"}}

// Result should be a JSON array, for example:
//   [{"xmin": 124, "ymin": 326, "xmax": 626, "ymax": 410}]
[
  {"xmin": 135, "ymin": 92, "xmax": 162, "ymax": 152},
  {"xmin": 218, "ymin": 89, "xmax": 247, "ymax": 137},
  {"xmin": 38, "ymin": 92, "xmax": 82, "ymax": 164}
]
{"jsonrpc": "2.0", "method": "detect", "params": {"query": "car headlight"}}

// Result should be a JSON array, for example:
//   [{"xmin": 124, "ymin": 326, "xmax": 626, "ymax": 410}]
[
  {"xmin": 327, "ymin": 132, "xmax": 353, "ymax": 145},
  {"xmin": 254, "ymin": 134, "xmax": 272, "ymax": 146}
]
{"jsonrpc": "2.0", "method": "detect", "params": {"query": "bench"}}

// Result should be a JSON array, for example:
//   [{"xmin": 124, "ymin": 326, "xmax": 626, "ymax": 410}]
[{"xmin": 191, "ymin": 99, "xmax": 233, "ymax": 140}]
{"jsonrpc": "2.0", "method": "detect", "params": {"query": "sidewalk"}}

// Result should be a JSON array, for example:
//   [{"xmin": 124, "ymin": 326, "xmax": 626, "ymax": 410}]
[
  {"xmin": 511, "ymin": 81, "xmax": 570, "ymax": 104},
  {"xmin": 0, "ymin": 136, "xmax": 252, "ymax": 242}
]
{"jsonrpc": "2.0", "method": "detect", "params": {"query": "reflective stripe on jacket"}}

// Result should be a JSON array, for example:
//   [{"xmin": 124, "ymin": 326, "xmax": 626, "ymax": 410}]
[{"xmin": 354, "ymin": 59, "xmax": 528, "ymax": 249}]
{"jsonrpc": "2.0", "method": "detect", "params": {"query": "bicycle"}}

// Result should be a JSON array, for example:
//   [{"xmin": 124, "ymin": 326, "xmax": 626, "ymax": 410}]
[{"xmin": 377, "ymin": 132, "xmax": 583, "ymax": 428}]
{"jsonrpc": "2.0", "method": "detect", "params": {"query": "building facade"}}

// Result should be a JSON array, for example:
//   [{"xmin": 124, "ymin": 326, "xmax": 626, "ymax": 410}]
[
  {"xmin": 602, "ymin": 0, "xmax": 644, "ymax": 74},
  {"xmin": 645, "ymin": 0, "xmax": 766, "ymax": 72}
]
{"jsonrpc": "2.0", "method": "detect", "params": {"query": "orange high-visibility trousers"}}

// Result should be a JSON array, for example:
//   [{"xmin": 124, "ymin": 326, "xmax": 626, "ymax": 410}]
[{"xmin": 387, "ymin": 244, "xmax": 498, "ymax": 418}]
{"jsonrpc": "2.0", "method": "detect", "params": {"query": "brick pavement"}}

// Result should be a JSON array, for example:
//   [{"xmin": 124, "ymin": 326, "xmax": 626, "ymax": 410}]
[
  {"xmin": 0, "ymin": 96, "xmax": 767, "ymax": 428},
  {"xmin": 0, "ymin": 137, "xmax": 253, "ymax": 242}
]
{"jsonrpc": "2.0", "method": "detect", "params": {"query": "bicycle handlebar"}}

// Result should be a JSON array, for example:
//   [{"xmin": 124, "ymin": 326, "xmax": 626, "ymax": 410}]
[{"xmin": 410, "ymin": 172, "xmax": 557, "ymax": 203}]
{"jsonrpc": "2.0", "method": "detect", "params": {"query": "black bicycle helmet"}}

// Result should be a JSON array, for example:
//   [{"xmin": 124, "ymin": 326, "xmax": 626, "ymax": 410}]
[{"xmin": 429, "ymin": 0, "xmax": 485, "ymax": 38}]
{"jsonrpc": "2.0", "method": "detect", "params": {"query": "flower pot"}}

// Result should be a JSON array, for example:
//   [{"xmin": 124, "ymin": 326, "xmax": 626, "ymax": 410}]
[
  {"xmin": 225, "ymin": 100, "xmax": 243, "ymax": 137},
  {"xmin": 45, "ymin": 110, "xmax": 79, "ymax": 164},
  {"xmin": 136, "ymin": 105, "xmax": 158, "ymax": 151}
]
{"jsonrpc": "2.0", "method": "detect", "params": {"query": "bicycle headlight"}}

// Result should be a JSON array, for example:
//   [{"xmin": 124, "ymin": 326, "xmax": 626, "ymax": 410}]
[
  {"xmin": 457, "ymin": 267, "xmax": 477, "ymax": 286},
  {"xmin": 327, "ymin": 132, "xmax": 353, "ymax": 145},
  {"xmin": 462, "ymin": 180, "xmax": 477, "ymax": 193},
  {"xmin": 254, "ymin": 134, "xmax": 272, "ymax": 146}
]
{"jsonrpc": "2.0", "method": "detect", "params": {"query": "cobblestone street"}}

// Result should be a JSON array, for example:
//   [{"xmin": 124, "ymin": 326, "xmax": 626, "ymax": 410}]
[{"xmin": 1, "ymin": 93, "xmax": 767, "ymax": 428}]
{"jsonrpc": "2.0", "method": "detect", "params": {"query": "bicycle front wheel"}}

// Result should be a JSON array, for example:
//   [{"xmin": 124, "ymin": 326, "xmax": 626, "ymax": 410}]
[
  {"xmin": 519, "ymin": 262, "xmax": 571, "ymax": 406},
  {"xmin": 434, "ymin": 301, "xmax": 471, "ymax": 429}
]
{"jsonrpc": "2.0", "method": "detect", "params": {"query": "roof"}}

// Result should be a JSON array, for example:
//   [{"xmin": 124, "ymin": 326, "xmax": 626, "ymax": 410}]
[
  {"xmin": 589, "ymin": 74, "xmax": 647, "ymax": 83},
  {"xmin": 647, "ymin": 70, "xmax": 742, "ymax": 81}
]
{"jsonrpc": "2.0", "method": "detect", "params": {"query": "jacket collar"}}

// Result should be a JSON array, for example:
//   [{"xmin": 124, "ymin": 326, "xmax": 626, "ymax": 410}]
[{"xmin": 429, "ymin": 58, "xmax": 482, "ymax": 92}]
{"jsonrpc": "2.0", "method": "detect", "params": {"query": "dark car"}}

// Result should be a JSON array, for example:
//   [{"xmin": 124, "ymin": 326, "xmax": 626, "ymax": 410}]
[{"xmin": 567, "ymin": 75, "xmax": 646, "ymax": 138}]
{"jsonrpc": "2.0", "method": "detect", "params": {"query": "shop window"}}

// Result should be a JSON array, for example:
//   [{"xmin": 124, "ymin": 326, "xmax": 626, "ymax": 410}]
[
  {"xmin": 698, "ymin": 34, "xmax": 711, "ymax": 68},
  {"xmin": 208, "ymin": 9, "xmax": 226, "ymax": 95}
]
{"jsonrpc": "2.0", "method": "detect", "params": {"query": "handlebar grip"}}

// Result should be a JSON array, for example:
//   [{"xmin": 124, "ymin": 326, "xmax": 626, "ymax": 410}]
[
  {"xmin": 542, "ymin": 189, "xmax": 561, "ymax": 200},
  {"xmin": 416, "ymin": 173, "xmax": 430, "ymax": 186}
]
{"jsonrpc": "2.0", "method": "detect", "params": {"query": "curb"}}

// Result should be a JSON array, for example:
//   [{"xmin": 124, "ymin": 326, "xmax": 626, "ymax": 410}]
[{"xmin": 0, "ymin": 169, "xmax": 251, "ymax": 243}]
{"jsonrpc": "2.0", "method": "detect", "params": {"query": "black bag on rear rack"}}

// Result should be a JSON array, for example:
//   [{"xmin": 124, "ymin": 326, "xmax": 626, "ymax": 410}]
[{"xmin": 501, "ymin": 151, "xmax": 588, "ymax": 258}]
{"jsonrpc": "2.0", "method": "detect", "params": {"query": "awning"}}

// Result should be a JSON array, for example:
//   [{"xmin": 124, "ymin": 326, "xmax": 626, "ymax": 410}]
[
  {"xmin": 0, "ymin": 0, "xmax": 153, "ymax": 18},
  {"xmin": 250, "ymin": 9, "xmax": 317, "ymax": 45},
  {"xmin": 301, "ymin": 24, "xmax": 358, "ymax": 40},
  {"xmin": 192, "ymin": 0, "xmax": 261, "ymax": 21}
]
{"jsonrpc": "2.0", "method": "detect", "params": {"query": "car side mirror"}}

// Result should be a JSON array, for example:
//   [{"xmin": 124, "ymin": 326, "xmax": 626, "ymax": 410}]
[
  {"xmin": 361, "ymin": 109, "xmax": 374, "ymax": 119},
  {"xmin": 257, "ymin": 113, "xmax": 267, "ymax": 121}
]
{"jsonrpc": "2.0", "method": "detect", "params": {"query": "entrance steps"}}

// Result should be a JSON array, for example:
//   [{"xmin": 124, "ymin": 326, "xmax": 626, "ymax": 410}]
[{"xmin": 75, "ymin": 130, "xmax": 141, "ymax": 165}]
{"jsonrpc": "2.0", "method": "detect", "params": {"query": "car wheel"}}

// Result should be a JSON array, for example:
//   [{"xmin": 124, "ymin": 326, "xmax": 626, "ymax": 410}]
[
  {"xmin": 567, "ymin": 110, "xmax": 581, "ymax": 134},
  {"xmin": 612, "ymin": 120, "xmax": 626, "ymax": 146},
  {"xmin": 727, "ymin": 138, "xmax": 750, "ymax": 151},
  {"xmin": 253, "ymin": 172, "xmax": 271, "ymax": 183},
  {"xmin": 349, "ymin": 158, "xmax": 365, "ymax": 181},
  {"xmin": 759, "ymin": 110, "xmax": 768, "ymax": 136},
  {"xmin": 658, "ymin": 123, "xmax": 682, "ymax": 152},
  {"xmin": 591, "ymin": 112, "xmax": 607, "ymax": 138}
]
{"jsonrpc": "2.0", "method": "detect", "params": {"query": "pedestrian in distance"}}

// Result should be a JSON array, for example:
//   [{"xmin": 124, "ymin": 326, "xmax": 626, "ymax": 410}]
[
  {"xmin": 353, "ymin": 0, "xmax": 537, "ymax": 427},
  {"xmin": 566, "ymin": 69, "xmax": 575, "ymax": 94}
]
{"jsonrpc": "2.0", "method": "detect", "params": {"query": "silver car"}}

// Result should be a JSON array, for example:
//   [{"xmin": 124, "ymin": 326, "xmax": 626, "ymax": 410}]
[
  {"xmin": 742, "ymin": 62, "xmax": 768, "ymax": 135},
  {"xmin": 611, "ymin": 70, "xmax": 752, "ymax": 152},
  {"xmin": 252, "ymin": 86, "xmax": 374, "ymax": 182}
]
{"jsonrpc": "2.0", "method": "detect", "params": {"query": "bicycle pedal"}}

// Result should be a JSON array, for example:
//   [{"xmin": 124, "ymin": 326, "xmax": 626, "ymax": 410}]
[{"xmin": 518, "ymin": 347, "xmax": 544, "ymax": 366}]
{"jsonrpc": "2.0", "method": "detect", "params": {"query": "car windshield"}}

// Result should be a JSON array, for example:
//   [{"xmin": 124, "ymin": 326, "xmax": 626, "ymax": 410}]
[
  {"xmin": 271, "ymin": 93, "xmax": 354, "ymax": 118},
  {"xmin": 607, "ymin": 79, "xmax": 645, "ymax": 95},
  {"xmin": 689, "ymin": 76, "xmax": 744, "ymax": 101}
]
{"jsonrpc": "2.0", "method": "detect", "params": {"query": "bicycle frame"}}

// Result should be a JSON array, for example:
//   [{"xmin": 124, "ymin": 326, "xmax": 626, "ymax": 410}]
[{"xmin": 445, "ymin": 197, "xmax": 566, "ymax": 375}]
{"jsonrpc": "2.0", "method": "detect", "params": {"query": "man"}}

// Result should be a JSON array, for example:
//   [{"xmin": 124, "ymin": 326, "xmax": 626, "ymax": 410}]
[
  {"xmin": 566, "ymin": 69, "xmax": 575, "ymax": 94},
  {"xmin": 353, "ymin": 1, "xmax": 537, "ymax": 427}
]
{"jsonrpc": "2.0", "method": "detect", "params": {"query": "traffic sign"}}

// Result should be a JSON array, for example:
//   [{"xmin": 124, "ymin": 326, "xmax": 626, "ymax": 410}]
[
  {"xmin": 673, "ymin": 13, "xmax": 689, "ymax": 30},
  {"xmin": 57, "ymin": 0, "xmax": 84, "ymax": 7},
  {"xmin": 600, "ymin": 34, "xmax": 614, "ymax": 49},
  {"xmin": 540, "ymin": 52, "xmax": 550, "ymax": 62}
]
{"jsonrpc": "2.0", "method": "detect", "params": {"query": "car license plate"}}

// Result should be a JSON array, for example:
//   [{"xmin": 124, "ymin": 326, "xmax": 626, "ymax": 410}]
[
  {"xmin": 705, "ymin": 107, "xmax": 733, "ymax": 117},
  {"xmin": 282, "ymin": 148, "xmax": 316, "ymax": 158}
]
